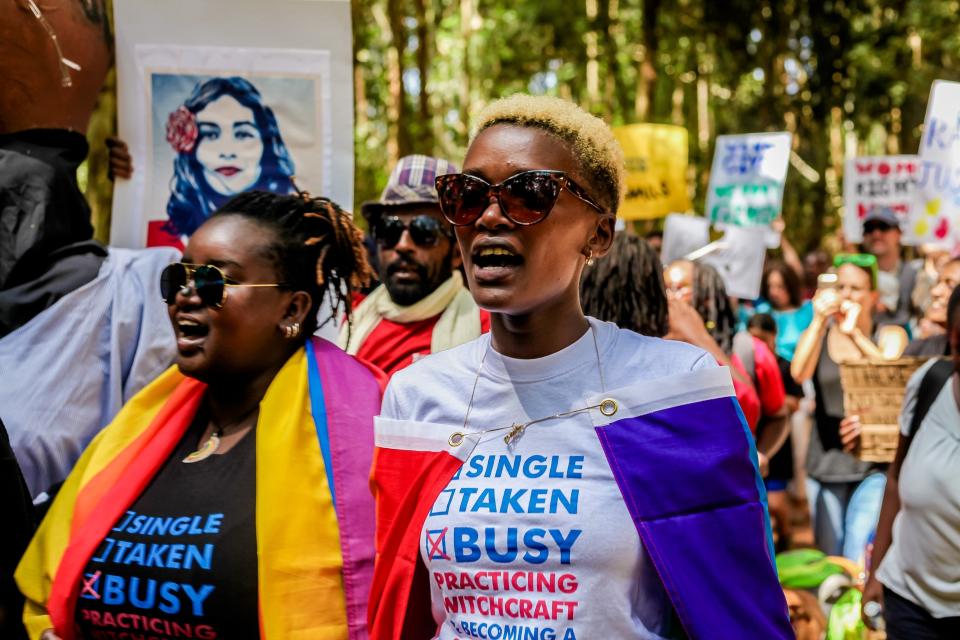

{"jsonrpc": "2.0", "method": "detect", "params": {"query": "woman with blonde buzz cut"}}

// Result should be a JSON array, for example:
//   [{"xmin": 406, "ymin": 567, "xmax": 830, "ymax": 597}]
[{"xmin": 367, "ymin": 94, "xmax": 791, "ymax": 639}]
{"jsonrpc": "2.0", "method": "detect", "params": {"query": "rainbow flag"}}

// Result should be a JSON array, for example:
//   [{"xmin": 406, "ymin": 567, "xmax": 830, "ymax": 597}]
[{"xmin": 17, "ymin": 338, "xmax": 381, "ymax": 640}]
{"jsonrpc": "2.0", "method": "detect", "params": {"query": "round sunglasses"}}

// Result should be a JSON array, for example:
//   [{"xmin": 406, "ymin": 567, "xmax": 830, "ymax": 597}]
[
  {"xmin": 375, "ymin": 215, "xmax": 448, "ymax": 249},
  {"xmin": 160, "ymin": 263, "xmax": 287, "ymax": 308},
  {"xmin": 435, "ymin": 169, "xmax": 604, "ymax": 226}
]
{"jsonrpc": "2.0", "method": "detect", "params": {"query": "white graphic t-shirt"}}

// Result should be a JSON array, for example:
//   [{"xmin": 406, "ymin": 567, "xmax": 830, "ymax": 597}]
[{"xmin": 382, "ymin": 318, "xmax": 714, "ymax": 640}]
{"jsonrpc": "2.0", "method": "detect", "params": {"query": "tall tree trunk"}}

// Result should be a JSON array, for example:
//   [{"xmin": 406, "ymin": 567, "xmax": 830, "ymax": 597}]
[
  {"xmin": 636, "ymin": 0, "xmax": 660, "ymax": 121},
  {"xmin": 805, "ymin": 0, "xmax": 848, "ymax": 251},
  {"xmin": 351, "ymin": 0, "xmax": 367, "ymax": 137},
  {"xmin": 585, "ymin": 0, "xmax": 600, "ymax": 111},
  {"xmin": 598, "ymin": 0, "xmax": 631, "ymax": 121},
  {"xmin": 412, "ymin": 0, "xmax": 433, "ymax": 151},
  {"xmin": 458, "ymin": 0, "xmax": 474, "ymax": 142},
  {"xmin": 386, "ymin": 0, "xmax": 412, "ymax": 162},
  {"xmin": 760, "ymin": 0, "xmax": 788, "ymax": 131}
]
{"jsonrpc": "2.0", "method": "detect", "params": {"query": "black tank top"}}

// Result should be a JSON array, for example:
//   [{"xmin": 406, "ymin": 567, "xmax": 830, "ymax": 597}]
[
  {"xmin": 807, "ymin": 332, "xmax": 883, "ymax": 482},
  {"xmin": 74, "ymin": 410, "xmax": 260, "ymax": 639}
]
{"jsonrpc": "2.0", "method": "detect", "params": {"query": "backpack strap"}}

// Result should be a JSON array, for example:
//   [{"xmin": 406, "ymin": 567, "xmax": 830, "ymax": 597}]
[{"xmin": 907, "ymin": 359, "xmax": 954, "ymax": 441}]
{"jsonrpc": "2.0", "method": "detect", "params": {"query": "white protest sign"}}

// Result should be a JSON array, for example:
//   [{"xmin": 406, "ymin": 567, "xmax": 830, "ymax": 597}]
[
  {"xmin": 111, "ymin": 0, "xmax": 354, "ymax": 249},
  {"xmin": 701, "ymin": 226, "xmax": 768, "ymax": 300},
  {"xmin": 843, "ymin": 155, "xmax": 919, "ymax": 244},
  {"xmin": 661, "ymin": 214, "xmax": 711, "ymax": 265},
  {"xmin": 706, "ymin": 132, "xmax": 791, "ymax": 247},
  {"xmin": 914, "ymin": 80, "xmax": 960, "ymax": 249}
]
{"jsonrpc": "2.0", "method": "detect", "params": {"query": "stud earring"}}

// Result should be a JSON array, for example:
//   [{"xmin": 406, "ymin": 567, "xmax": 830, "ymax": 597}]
[{"xmin": 283, "ymin": 322, "xmax": 301, "ymax": 339}]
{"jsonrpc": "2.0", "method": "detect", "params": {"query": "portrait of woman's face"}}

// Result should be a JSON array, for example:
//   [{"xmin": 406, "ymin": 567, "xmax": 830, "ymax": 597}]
[
  {"xmin": 194, "ymin": 94, "xmax": 265, "ymax": 196},
  {"xmin": 142, "ymin": 68, "xmax": 320, "ymax": 249}
]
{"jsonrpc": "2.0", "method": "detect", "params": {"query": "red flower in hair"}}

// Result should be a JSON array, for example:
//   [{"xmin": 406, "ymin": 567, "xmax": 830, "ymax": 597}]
[{"xmin": 166, "ymin": 106, "xmax": 198, "ymax": 154}]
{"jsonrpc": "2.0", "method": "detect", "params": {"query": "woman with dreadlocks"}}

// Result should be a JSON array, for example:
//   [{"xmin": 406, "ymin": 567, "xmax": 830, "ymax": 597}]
[
  {"xmin": 17, "ymin": 191, "xmax": 381, "ymax": 640},
  {"xmin": 664, "ymin": 259, "xmax": 763, "ymax": 432},
  {"xmin": 580, "ymin": 233, "xmax": 669, "ymax": 337}
]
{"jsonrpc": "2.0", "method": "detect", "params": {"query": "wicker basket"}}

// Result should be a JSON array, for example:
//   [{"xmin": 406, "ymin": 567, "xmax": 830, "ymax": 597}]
[{"xmin": 838, "ymin": 358, "xmax": 925, "ymax": 463}]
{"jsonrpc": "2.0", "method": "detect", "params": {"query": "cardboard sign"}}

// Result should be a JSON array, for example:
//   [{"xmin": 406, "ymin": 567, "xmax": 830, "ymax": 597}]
[
  {"xmin": 914, "ymin": 80, "xmax": 960, "ymax": 248},
  {"xmin": 111, "ymin": 0, "xmax": 354, "ymax": 249},
  {"xmin": 701, "ymin": 226, "xmax": 768, "ymax": 300},
  {"xmin": 613, "ymin": 124, "xmax": 691, "ymax": 220},
  {"xmin": 843, "ymin": 155, "xmax": 919, "ymax": 244},
  {"xmin": 661, "ymin": 214, "xmax": 710, "ymax": 265},
  {"xmin": 706, "ymin": 132, "xmax": 791, "ymax": 234}
]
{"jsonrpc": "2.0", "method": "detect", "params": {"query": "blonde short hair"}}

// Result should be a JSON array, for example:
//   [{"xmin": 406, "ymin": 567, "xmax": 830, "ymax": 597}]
[{"xmin": 472, "ymin": 94, "xmax": 626, "ymax": 215}]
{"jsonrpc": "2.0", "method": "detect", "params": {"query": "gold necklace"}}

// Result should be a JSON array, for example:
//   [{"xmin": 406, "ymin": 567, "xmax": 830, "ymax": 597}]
[
  {"xmin": 182, "ymin": 404, "xmax": 259, "ymax": 464},
  {"xmin": 447, "ymin": 324, "xmax": 618, "ymax": 448}
]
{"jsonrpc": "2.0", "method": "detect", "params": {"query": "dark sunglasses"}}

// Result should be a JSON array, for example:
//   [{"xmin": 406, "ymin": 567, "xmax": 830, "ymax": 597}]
[
  {"xmin": 863, "ymin": 222, "xmax": 894, "ymax": 234},
  {"xmin": 375, "ymin": 215, "xmax": 448, "ymax": 250},
  {"xmin": 160, "ymin": 263, "xmax": 287, "ymax": 308},
  {"xmin": 435, "ymin": 170, "xmax": 604, "ymax": 226}
]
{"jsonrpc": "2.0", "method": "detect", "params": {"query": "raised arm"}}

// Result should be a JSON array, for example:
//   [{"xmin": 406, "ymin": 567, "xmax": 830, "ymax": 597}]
[
  {"xmin": 774, "ymin": 219, "xmax": 804, "ymax": 281},
  {"xmin": 791, "ymin": 314, "xmax": 828, "ymax": 383}
]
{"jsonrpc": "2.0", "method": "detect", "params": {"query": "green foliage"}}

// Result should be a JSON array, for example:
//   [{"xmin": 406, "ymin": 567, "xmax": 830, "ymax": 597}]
[{"xmin": 353, "ymin": 0, "xmax": 960, "ymax": 251}]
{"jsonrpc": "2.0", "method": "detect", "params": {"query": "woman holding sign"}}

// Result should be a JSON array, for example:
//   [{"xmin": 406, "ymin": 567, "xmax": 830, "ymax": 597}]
[{"xmin": 367, "ymin": 94, "xmax": 791, "ymax": 639}]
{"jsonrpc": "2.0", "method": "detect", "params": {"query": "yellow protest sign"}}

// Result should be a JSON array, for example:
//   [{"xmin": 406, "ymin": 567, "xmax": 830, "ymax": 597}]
[{"xmin": 613, "ymin": 123, "xmax": 691, "ymax": 220}]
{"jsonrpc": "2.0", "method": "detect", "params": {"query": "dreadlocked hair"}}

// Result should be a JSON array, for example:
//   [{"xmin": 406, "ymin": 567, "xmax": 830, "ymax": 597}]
[
  {"xmin": 580, "ymin": 233, "xmax": 668, "ymax": 337},
  {"xmin": 212, "ymin": 190, "xmax": 373, "ymax": 336},
  {"xmin": 690, "ymin": 261, "xmax": 737, "ymax": 354}
]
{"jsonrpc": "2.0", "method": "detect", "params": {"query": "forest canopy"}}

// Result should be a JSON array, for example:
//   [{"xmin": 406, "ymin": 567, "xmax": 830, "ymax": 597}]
[{"xmin": 351, "ymin": 0, "xmax": 960, "ymax": 251}]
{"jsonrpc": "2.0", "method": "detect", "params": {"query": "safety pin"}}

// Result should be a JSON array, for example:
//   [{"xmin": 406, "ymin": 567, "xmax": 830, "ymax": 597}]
[{"xmin": 447, "ymin": 397, "xmax": 618, "ymax": 448}]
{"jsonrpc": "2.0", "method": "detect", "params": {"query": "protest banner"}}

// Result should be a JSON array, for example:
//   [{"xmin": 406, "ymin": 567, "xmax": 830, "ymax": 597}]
[
  {"xmin": 914, "ymin": 80, "xmax": 960, "ymax": 249},
  {"xmin": 111, "ymin": 0, "xmax": 353, "ymax": 249},
  {"xmin": 705, "ymin": 132, "xmax": 791, "ymax": 245},
  {"xmin": 613, "ymin": 124, "xmax": 691, "ymax": 220},
  {"xmin": 661, "ymin": 214, "xmax": 710, "ymax": 265},
  {"xmin": 842, "ymin": 155, "xmax": 918, "ymax": 244},
  {"xmin": 701, "ymin": 226, "xmax": 768, "ymax": 300}
]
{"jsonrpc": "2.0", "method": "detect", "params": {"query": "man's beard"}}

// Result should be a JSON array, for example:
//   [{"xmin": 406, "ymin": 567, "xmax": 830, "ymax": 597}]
[{"xmin": 381, "ymin": 255, "xmax": 452, "ymax": 306}]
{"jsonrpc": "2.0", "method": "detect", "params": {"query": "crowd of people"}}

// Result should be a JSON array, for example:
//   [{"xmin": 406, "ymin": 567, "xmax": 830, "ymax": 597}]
[{"xmin": 2, "ymin": 48, "xmax": 959, "ymax": 640}]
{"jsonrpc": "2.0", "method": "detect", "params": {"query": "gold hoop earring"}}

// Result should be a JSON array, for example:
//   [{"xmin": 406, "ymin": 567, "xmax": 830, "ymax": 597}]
[{"xmin": 283, "ymin": 322, "xmax": 302, "ymax": 339}]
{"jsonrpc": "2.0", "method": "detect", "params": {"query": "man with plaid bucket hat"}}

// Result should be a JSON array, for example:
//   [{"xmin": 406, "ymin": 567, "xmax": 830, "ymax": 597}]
[{"xmin": 338, "ymin": 155, "xmax": 489, "ymax": 376}]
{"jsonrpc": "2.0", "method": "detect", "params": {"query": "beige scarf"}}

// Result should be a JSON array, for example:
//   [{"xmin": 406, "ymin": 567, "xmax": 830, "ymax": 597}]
[{"xmin": 338, "ymin": 271, "xmax": 482, "ymax": 356}]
